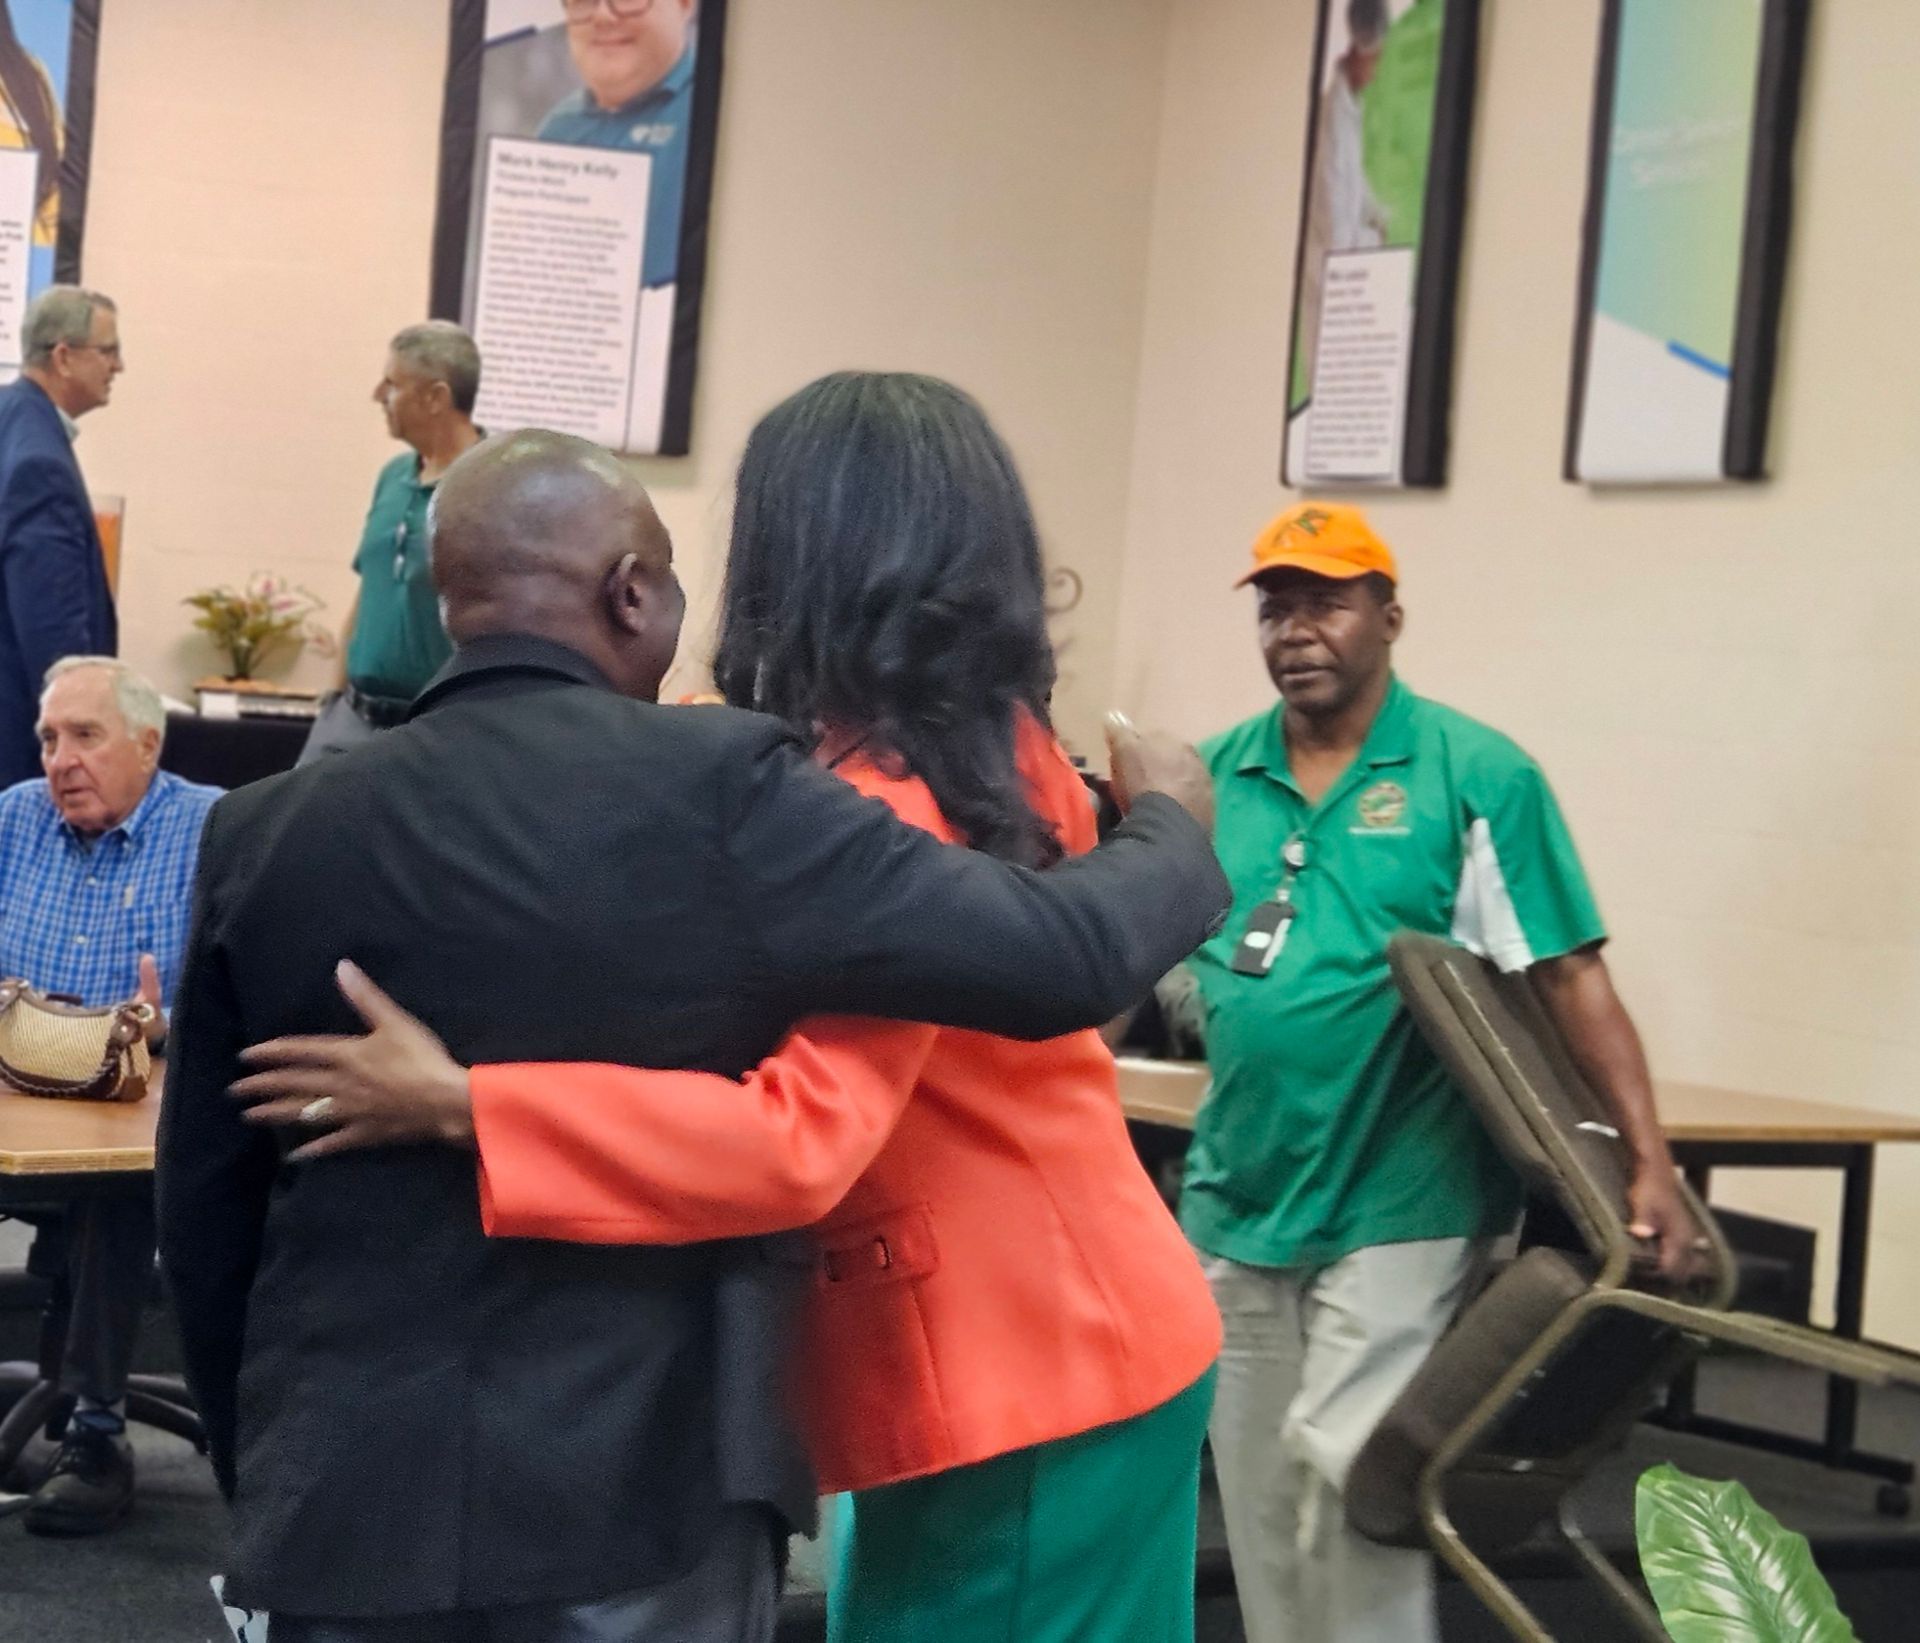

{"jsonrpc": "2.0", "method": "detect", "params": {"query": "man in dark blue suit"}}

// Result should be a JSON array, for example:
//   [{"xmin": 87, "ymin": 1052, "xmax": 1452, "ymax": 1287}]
[{"xmin": 0, "ymin": 285, "xmax": 122, "ymax": 787}]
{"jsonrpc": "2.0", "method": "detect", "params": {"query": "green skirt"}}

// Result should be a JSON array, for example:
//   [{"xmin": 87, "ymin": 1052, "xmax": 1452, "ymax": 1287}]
[{"xmin": 827, "ymin": 1367, "xmax": 1216, "ymax": 1643}]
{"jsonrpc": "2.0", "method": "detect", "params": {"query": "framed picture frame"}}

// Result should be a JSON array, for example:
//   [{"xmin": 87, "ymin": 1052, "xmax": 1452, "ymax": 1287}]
[
  {"xmin": 1564, "ymin": 0, "xmax": 1811, "ymax": 485},
  {"xmin": 430, "ymin": 0, "xmax": 730, "ymax": 457},
  {"xmin": 0, "ymin": 0, "xmax": 105, "ymax": 376},
  {"xmin": 1281, "ymin": 0, "xmax": 1481, "ymax": 491}
]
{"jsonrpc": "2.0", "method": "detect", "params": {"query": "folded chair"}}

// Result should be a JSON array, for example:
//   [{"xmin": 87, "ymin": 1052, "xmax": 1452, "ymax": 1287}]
[{"xmin": 1343, "ymin": 931, "xmax": 1920, "ymax": 1643}]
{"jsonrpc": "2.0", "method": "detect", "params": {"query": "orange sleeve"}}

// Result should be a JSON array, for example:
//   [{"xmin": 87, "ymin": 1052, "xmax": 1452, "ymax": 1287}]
[
  {"xmin": 1013, "ymin": 713, "xmax": 1098, "ymax": 858},
  {"xmin": 471, "ymin": 1016, "xmax": 938, "ymax": 1245}
]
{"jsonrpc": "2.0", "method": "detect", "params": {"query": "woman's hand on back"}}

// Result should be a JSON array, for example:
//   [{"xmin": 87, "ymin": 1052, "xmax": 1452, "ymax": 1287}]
[{"xmin": 228, "ymin": 961, "xmax": 477, "ymax": 1162}]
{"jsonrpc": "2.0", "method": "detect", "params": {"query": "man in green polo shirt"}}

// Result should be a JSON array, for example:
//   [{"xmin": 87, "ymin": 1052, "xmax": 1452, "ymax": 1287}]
[
  {"xmin": 298, "ymin": 322, "xmax": 483, "ymax": 764},
  {"xmin": 1183, "ymin": 502, "xmax": 1690, "ymax": 1643}
]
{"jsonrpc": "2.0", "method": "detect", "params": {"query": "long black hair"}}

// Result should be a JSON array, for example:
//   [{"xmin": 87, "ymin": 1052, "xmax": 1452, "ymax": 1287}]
[{"xmin": 714, "ymin": 371, "xmax": 1062, "ymax": 868}]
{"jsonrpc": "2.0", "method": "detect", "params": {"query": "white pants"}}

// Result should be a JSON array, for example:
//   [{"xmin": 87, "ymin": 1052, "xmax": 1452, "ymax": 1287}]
[{"xmin": 1202, "ymin": 1239, "xmax": 1483, "ymax": 1643}]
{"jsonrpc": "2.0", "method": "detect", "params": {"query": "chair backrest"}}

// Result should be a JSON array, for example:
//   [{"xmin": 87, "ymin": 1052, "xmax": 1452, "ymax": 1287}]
[{"xmin": 1387, "ymin": 931, "xmax": 1729, "ymax": 1298}]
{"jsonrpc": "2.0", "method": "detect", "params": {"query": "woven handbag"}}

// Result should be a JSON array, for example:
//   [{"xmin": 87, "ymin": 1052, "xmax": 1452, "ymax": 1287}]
[{"xmin": 0, "ymin": 979, "xmax": 155, "ymax": 1102}]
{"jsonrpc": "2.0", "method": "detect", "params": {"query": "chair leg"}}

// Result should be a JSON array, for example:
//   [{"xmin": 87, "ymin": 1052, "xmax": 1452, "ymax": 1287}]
[
  {"xmin": 125, "ymin": 1388, "xmax": 205, "ymax": 1451},
  {"xmin": 125, "ymin": 1372, "xmax": 195, "ymax": 1409},
  {"xmin": 0, "ymin": 1379, "xmax": 65, "ymax": 1478},
  {"xmin": 1556, "ymin": 1512, "xmax": 1667, "ymax": 1642},
  {"xmin": 1420, "ymin": 1496, "xmax": 1557, "ymax": 1643},
  {"xmin": 0, "ymin": 1359, "xmax": 40, "ymax": 1411}
]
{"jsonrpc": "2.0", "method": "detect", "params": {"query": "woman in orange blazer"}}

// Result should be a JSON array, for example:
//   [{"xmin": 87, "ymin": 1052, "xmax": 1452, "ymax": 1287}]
[{"xmin": 237, "ymin": 373, "xmax": 1221, "ymax": 1642}]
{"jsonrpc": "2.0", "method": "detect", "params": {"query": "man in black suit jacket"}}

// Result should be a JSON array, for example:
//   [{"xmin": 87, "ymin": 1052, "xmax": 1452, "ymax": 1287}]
[
  {"xmin": 157, "ymin": 430, "xmax": 1226, "ymax": 1640},
  {"xmin": 0, "ymin": 285, "xmax": 122, "ymax": 786}
]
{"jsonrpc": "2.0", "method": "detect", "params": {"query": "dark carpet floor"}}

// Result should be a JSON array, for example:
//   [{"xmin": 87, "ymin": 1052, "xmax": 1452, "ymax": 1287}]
[{"xmin": 2, "ymin": 1356, "xmax": 1916, "ymax": 1641}]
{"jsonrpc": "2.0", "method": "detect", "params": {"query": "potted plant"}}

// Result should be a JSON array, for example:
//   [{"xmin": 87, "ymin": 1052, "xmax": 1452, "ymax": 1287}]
[
  {"xmin": 1637, "ymin": 1462, "xmax": 1857, "ymax": 1640},
  {"xmin": 184, "ymin": 573, "xmax": 333, "ymax": 683}
]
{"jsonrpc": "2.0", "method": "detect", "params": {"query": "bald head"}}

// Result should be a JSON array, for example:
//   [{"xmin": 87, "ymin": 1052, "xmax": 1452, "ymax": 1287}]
[
  {"xmin": 429, "ymin": 429, "xmax": 684, "ymax": 699},
  {"xmin": 433, "ymin": 429, "xmax": 670, "ymax": 599}
]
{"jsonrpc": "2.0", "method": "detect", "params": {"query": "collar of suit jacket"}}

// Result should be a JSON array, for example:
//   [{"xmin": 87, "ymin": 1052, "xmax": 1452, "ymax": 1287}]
[{"xmin": 408, "ymin": 633, "xmax": 618, "ymax": 721}]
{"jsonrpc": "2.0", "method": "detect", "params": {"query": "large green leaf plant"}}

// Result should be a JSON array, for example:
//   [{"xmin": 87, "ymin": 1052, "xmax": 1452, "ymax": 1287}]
[{"xmin": 1635, "ymin": 1463, "xmax": 1857, "ymax": 1641}]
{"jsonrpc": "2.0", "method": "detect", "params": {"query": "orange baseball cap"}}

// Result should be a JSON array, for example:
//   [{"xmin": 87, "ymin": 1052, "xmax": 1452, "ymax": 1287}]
[{"xmin": 1235, "ymin": 502, "xmax": 1399, "ymax": 588}]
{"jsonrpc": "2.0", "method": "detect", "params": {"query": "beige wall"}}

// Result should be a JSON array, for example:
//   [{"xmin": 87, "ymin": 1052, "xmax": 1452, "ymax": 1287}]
[
  {"xmin": 1114, "ymin": 0, "xmax": 1920, "ymax": 1342},
  {"xmin": 78, "ymin": 0, "xmax": 449, "ymax": 698},
  {"xmin": 81, "ymin": 0, "xmax": 1173, "ymax": 757}
]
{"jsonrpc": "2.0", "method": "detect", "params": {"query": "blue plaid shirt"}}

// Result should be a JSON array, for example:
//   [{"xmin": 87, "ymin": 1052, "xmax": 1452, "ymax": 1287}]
[{"xmin": 0, "ymin": 770, "xmax": 222, "ymax": 1008}]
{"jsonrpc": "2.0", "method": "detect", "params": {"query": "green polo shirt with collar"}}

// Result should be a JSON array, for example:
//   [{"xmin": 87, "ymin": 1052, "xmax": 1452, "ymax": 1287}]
[
  {"xmin": 1179, "ymin": 676, "xmax": 1607, "ymax": 1269},
  {"xmin": 345, "ymin": 451, "xmax": 453, "ymax": 701}
]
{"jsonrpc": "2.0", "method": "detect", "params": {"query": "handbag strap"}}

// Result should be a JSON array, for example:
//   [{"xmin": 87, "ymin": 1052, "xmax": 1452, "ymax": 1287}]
[{"xmin": 109, "ymin": 1002, "xmax": 155, "ymax": 1048}]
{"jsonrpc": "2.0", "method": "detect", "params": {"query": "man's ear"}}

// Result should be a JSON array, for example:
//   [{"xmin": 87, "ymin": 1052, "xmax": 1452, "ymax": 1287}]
[
  {"xmin": 136, "ymin": 725, "xmax": 162, "ymax": 773},
  {"xmin": 1383, "ymin": 599, "xmax": 1406, "ymax": 643},
  {"xmin": 604, "ymin": 552, "xmax": 649, "ymax": 635}
]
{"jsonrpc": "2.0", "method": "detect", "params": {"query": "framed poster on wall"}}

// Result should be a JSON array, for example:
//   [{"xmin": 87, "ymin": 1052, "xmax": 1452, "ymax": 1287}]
[
  {"xmin": 1281, "ymin": 0, "xmax": 1480, "ymax": 491},
  {"xmin": 1565, "ymin": 0, "xmax": 1810, "ymax": 485},
  {"xmin": 0, "ymin": 0, "xmax": 103, "ymax": 380},
  {"xmin": 430, "ymin": 0, "xmax": 728, "ymax": 457}
]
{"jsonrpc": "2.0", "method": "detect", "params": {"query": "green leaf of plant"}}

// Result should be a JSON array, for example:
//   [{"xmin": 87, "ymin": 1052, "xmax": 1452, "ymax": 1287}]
[{"xmin": 1636, "ymin": 1464, "xmax": 1857, "ymax": 1642}]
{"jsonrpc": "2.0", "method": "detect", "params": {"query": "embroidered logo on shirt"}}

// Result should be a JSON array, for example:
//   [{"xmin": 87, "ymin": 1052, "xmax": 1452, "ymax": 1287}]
[{"xmin": 1355, "ymin": 780, "xmax": 1408, "ymax": 830}]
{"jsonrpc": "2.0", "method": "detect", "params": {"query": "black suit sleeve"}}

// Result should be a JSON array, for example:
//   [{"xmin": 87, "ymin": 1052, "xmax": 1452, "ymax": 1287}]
[
  {"xmin": 154, "ymin": 800, "xmax": 278, "ymax": 1498},
  {"xmin": 723, "ymin": 735, "xmax": 1229, "ymax": 1039}
]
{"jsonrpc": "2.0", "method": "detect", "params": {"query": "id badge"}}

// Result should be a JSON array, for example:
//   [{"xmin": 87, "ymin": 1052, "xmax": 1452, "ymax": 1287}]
[{"xmin": 1229, "ymin": 898, "xmax": 1294, "ymax": 976}]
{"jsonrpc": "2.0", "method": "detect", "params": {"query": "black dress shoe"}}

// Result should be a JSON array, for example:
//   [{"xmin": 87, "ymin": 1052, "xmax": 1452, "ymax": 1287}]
[{"xmin": 22, "ymin": 1427, "xmax": 134, "ymax": 1536}]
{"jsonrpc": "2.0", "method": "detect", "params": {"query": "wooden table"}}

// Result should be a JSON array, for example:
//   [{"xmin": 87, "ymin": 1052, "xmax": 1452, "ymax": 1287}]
[
  {"xmin": 1119, "ymin": 1059, "xmax": 1920, "ymax": 1150},
  {"xmin": 1116, "ymin": 1057, "xmax": 1210, "ymax": 1132},
  {"xmin": 1117, "ymin": 1057, "xmax": 1920, "ymax": 1511},
  {"xmin": 0, "ymin": 1080, "xmax": 160, "ymax": 1203}
]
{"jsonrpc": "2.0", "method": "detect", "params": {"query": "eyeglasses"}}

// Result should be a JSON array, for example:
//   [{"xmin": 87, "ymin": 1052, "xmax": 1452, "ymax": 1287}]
[
  {"xmin": 562, "ymin": 0, "xmax": 658, "ymax": 20},
  {"xmin": 66, "ymin": 342, "xmax": 122, "ymax": 362},
  {"xmin": 392, "ymin": 519, "xmax": 411, "ymax": 581}
]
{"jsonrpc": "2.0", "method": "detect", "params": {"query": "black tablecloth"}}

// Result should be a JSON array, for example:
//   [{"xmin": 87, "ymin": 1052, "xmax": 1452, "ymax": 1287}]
[{"xmin": 161, "ymin": 712, "xmax": 310, "ymax": 791}]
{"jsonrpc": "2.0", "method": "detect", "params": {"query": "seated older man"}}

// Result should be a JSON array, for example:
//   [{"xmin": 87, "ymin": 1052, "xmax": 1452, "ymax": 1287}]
[{"xmin": 0, "ymin": 657, "xmax": 219, "ymax": 1534}]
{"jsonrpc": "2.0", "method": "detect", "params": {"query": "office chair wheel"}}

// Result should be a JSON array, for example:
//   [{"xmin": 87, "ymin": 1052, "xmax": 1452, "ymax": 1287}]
[{"xmin": 1874, "ymin": 1483, "xmax": 1911, "ymax": 1518}]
